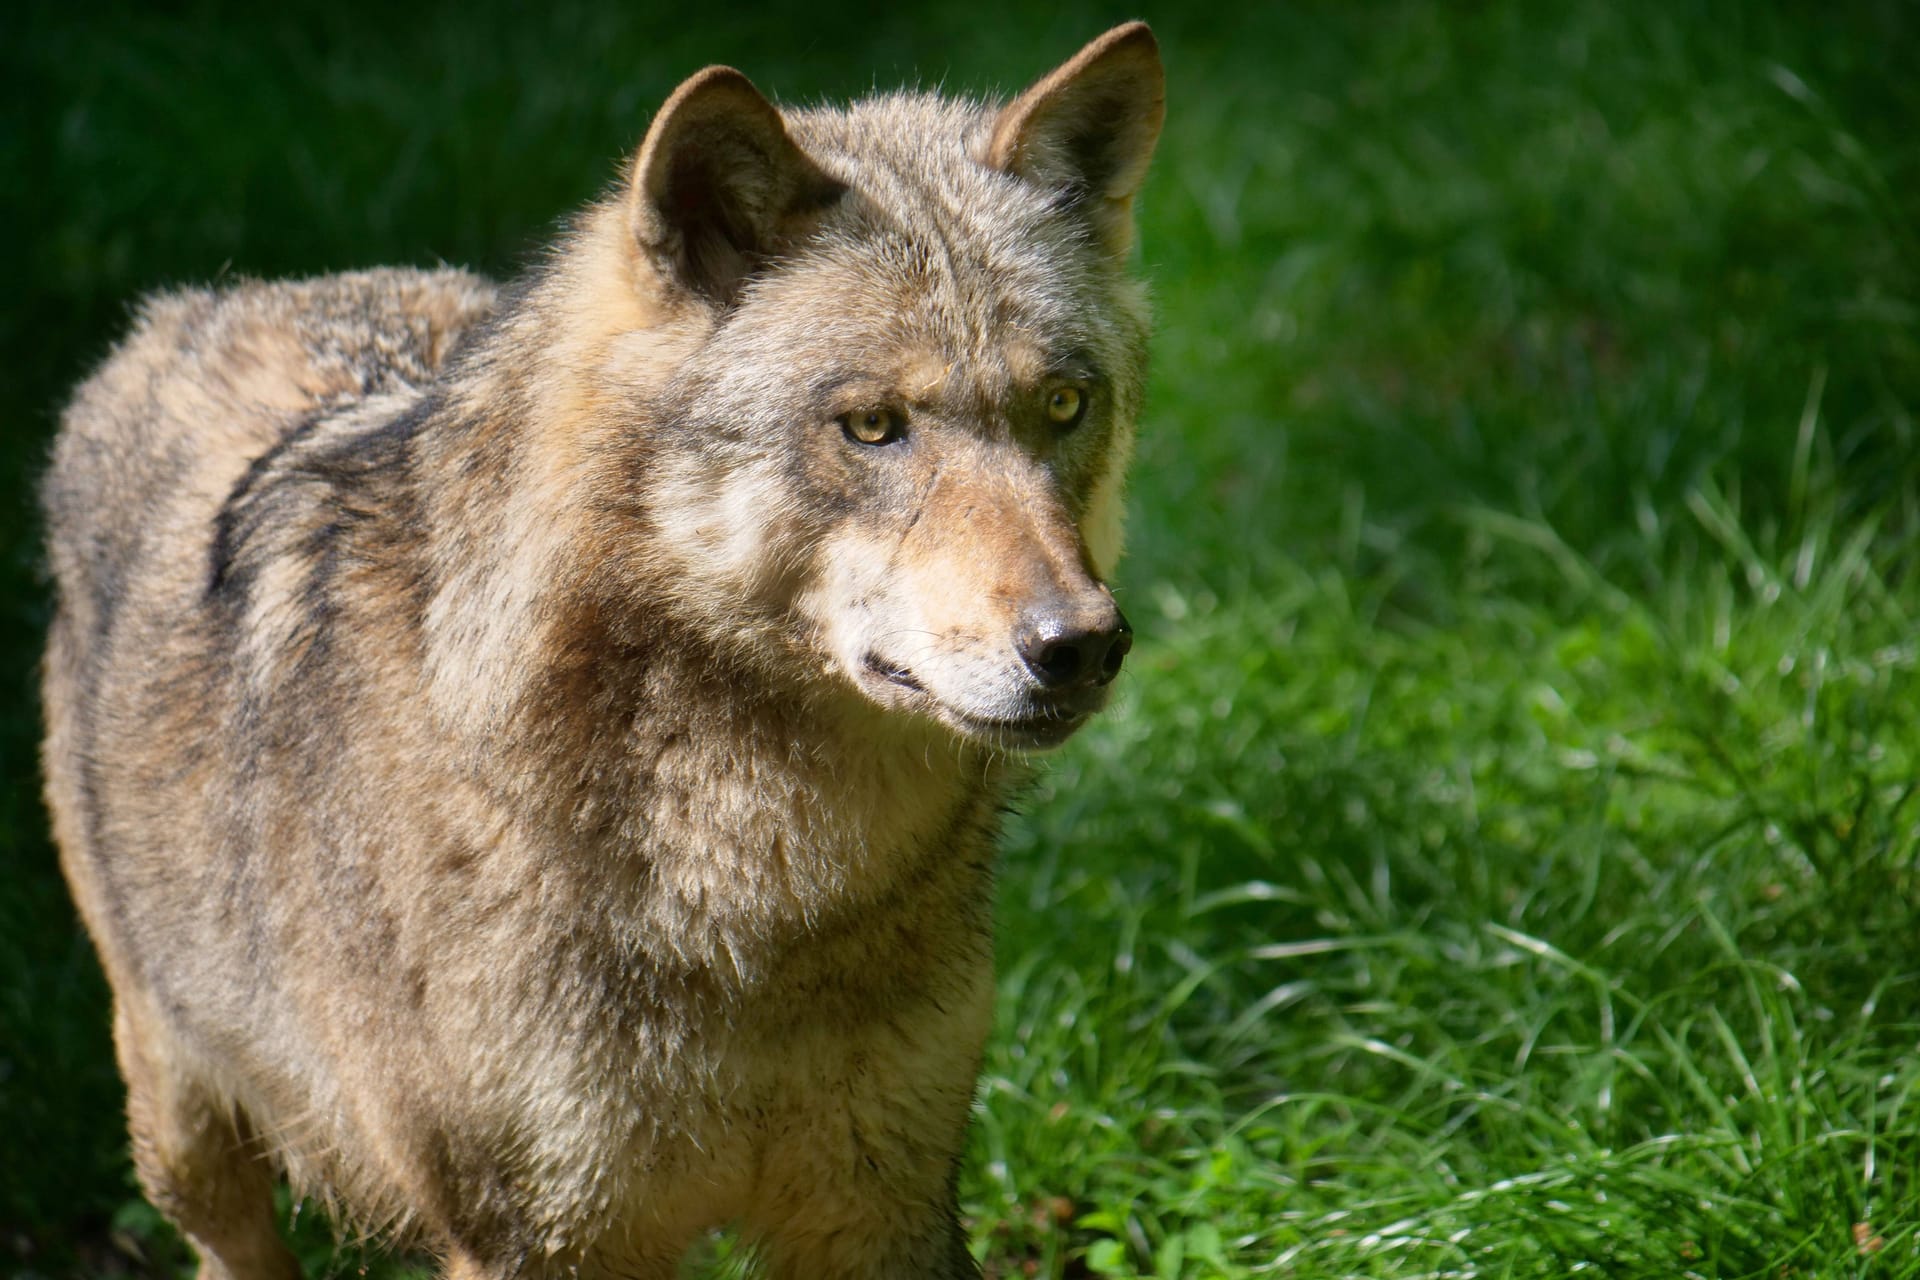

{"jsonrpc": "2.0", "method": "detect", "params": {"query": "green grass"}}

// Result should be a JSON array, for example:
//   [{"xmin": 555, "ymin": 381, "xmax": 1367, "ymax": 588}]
[{"xmin": 6, "ymin": 0, "xmax": 1920, "ymax": 1276}]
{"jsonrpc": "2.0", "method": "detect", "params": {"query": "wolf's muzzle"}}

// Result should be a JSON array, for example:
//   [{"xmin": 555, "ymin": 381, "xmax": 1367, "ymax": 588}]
[{"xmin": 1016, "ymin": 602, "xmax": 1132, "ymax": 690}]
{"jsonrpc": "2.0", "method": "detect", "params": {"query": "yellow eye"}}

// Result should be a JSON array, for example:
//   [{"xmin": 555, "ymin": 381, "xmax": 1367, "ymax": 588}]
[
  {"xmin": 840, "ymin": 407, "xmax": 904, "ymax": 446},
  {"xmin": 1046, "ymin": 385, "xmax": 1087, "ymax": 429}
]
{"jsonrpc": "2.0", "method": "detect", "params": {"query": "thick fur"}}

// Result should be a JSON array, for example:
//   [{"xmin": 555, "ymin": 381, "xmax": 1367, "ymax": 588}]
[{"xmin": 42, "ymin": 25, "xmax": 1163, "ymax": 1280}]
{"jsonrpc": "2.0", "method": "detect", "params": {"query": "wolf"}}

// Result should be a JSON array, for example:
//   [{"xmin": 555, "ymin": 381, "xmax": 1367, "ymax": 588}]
[{"xmin": 41, "ymin": 23, "xmax": 1163, "ymax": 1279}]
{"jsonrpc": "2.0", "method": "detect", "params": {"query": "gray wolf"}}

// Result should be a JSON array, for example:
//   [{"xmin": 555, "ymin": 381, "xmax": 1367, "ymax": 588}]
[{"xmin": 41, "ymin": 23, "xmax": 1163, "ymax": 1278}]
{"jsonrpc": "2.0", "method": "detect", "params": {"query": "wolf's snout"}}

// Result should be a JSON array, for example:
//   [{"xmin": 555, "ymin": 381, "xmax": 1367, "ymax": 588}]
[{"xmin": 1017, "ymin": 603, "xmax": 1132, "ymax": 690}]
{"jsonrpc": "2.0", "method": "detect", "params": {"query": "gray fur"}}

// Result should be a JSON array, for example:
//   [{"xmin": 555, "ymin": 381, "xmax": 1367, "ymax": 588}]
[{"xmin": 42, "ymin": 26, "xmax": 1163, "ymax": 1279}]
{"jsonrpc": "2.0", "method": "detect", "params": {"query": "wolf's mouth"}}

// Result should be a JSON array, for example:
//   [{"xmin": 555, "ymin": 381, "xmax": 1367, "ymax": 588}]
[
  {"xmin": 864, "ymin": 654, "xmax": 925, "ymax": 693},
  {"xmin": 859, "ymin": 652, "xmax": 1096, "ymax": 751},
  {"xmin": 944, "ymin": 705, "xmax": 1090, "ymax": 751}
]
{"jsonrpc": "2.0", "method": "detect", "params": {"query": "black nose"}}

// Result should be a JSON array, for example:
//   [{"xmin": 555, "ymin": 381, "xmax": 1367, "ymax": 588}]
[{"xmin": 1017, "ymin": 605, "xmax": 1132, "ymax": 690}]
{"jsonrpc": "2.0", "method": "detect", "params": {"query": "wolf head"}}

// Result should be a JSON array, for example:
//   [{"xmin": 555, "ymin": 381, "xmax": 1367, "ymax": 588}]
[{"xmin": 555, "ymin": 26, "xmax": 1163, "ymax": 753}]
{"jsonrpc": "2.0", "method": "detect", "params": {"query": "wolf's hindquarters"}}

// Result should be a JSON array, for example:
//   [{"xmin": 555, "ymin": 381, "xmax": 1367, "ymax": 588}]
[{"xmin": 115, "ymin": 1000, "xmax": 300, "ymax": 1280}]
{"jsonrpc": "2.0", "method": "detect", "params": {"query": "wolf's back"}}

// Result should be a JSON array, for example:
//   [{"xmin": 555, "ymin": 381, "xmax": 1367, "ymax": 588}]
[
  {"xmin": 43, "ymin": 268, "xmax": 496, "ymax": 637},
  {"xmin": 40, "ymin": 268, "xmax": 496, "ymax": 977}
]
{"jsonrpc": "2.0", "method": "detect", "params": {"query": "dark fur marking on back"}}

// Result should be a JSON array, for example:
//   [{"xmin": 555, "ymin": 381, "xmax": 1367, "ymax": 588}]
[
  {"xmin": 207, "ymin": 409, "xmax": 328, "ymax": 598},
  {"xmin": 208, "ymin": 395, "xmax": 435, "ymax": 606}
]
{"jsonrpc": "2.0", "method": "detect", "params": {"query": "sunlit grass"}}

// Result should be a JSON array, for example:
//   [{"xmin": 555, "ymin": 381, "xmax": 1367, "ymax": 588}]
[{"xmin": 985, "ymin": 504, "xmax": 1920, "ymax": 1275}]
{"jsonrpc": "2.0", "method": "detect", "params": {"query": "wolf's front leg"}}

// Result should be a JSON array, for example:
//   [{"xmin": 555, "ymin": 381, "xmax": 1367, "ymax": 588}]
[
  {"xmin": 745, "ymin": 1001, "xmax": 990, "ymax": 1278},
  {"xmin": 747, "ymin": 1082, "xmax": 986, "ymax": 1278},
  {"xmin": 751, "ymin": 1184, "xmax": 979, "ymax": 1279}
]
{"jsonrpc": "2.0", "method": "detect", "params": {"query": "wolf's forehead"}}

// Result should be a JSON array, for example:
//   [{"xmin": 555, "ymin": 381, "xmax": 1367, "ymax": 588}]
[
  {"xmin": 791, "ymin": 92, "xmax": 1003, "ymax": 194},
  {"xmin": 788, "ymin": 232, "xmax": 1085, "ymax": 391},
  {"xmin": 736, "ymin": 93, "xmax": 1113, "ymax": 389},
  {"xmin": 793, "ymin": 94, "xmax": 1080, "ymax": 298}
]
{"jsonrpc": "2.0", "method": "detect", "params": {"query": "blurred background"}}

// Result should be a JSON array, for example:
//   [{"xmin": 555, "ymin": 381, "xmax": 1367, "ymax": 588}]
[{"xmin": 5, "ymin": 1, "xmax": 1920, "ymax": 1275}]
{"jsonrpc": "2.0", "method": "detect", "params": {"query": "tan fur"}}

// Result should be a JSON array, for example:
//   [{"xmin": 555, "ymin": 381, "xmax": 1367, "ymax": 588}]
[{"xmin": 43, "ymin": 26, "xmax": 1163, "ymax": 1279}]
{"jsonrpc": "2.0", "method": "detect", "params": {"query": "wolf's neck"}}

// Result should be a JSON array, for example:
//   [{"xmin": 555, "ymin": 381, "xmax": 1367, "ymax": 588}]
[
  {"xmin": 411, "ymin": 234, "xmax": 708, "ymax": 753},
  {"xmin": 523, "ymin": 628, "xmax": 1013, "ymax": 983},
  {"xmin": 649, "ymin": 670, "xmax": 1003, "ymax": 942},
  {"xmin": 425, "ymin": 558, "xmax": 1004, "ymax": 921}
]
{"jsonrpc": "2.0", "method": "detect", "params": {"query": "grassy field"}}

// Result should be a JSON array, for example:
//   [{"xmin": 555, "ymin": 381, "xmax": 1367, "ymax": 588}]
[{"xmin": 5, "ymin": 0, "xmax": 1920, "ymax": 1275}]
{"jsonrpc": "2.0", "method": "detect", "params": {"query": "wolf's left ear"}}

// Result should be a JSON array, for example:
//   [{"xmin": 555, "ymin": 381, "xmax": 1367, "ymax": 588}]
[
  {"xmin": 987, "ymin": 22, "xmax": 1165, "ymax": 258},
  {"xmin": 630, "ymin": 66, "xmax": 843, "ymax": 306}
]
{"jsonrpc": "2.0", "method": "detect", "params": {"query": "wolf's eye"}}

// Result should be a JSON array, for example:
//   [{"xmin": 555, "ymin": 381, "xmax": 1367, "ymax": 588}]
[
  {"xmin": 839, "ymin": 407, "xmax": 906, "ymax": 446},
  {"xmin": 1045, "ymin": 385, "xmax": 1088, "ymax": 430}
]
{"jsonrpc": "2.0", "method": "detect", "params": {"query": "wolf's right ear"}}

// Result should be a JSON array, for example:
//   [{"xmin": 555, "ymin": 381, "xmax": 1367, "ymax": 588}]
[
  {"xmin": 988, "ymin": 23, "xmax": 1165, "ymax": 259},
  {"xmin": 629, "ymin": 67, "xmax": 842, "ymax": 307}
]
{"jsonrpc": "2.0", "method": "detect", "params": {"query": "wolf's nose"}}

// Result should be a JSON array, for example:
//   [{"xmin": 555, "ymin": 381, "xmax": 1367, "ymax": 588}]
[{"xmin": 1018, "ymin": 606, "xmax": 1132, "ymax": 690}]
